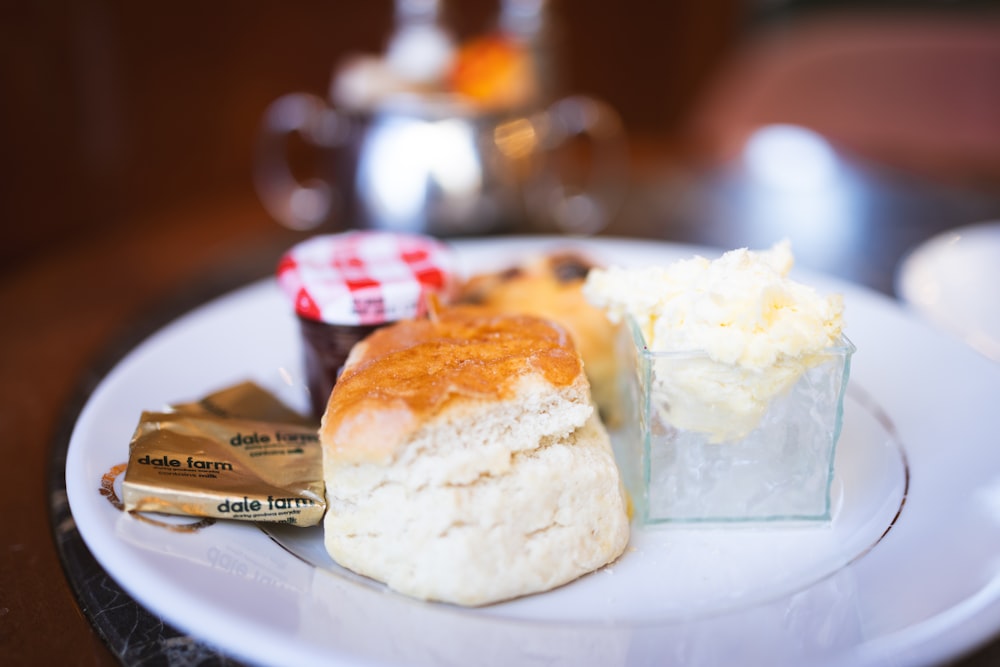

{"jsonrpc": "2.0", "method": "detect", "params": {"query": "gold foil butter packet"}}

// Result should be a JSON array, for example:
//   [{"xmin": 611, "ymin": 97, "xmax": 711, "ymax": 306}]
[
  {"xmin": 122, "ymin": 382, "xmax": 325, "ymax": 526},
  {"xmin": 170, "ymin": 380, "xmax": 315, "ymax": 426}
]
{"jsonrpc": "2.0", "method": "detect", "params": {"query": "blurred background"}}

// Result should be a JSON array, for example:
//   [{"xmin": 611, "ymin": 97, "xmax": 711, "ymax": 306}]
[
  {"xmin": 5, "ymin": 0, "xmax": 996, "ymax": 276},
  {"xmin": 4, "ymin": 3, "xmax": 1000, "ymax": 664}
]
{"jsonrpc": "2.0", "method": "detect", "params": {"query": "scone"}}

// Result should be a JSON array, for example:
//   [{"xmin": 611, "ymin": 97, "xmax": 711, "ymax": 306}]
[
  {"xmin": 455, "ymin": 251, "xmax": 621, "ymax": 425},
  {"xmin": 319, "ymin": 305, "xmax": 630, "ymax": 606}
]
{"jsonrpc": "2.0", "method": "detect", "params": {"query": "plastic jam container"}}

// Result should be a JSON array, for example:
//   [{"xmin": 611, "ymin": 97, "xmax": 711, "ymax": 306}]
[{"xmin": 277, "ymin": 231, "xmax": 456, "ymax": 420}]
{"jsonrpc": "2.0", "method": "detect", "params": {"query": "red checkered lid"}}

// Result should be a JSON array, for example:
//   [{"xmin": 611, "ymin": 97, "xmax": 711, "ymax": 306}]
[{"xmin": 276, "ymin": 231, "xmax": 456, "ymax": 325}]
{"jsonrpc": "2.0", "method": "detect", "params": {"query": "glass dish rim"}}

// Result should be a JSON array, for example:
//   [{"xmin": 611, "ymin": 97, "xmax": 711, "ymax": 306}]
[{"xmin": 623, "ymin": 314, "xmax": 857, "ymax": 361}]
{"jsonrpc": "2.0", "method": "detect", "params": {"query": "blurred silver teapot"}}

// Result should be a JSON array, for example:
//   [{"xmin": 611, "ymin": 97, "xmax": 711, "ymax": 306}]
[{"xmin": 254, "ymin": 2, "xmax": 627, "ymax": 236}]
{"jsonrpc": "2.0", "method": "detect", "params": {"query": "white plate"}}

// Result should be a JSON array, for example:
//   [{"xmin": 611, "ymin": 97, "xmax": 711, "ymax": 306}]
[
  {"xmin": 66, "ymin": 237, "xmax": 1000, "ymax": 667},
  {"xmin": 896, "ymin": 221, "xmax": 1000, "ymax": 362}
]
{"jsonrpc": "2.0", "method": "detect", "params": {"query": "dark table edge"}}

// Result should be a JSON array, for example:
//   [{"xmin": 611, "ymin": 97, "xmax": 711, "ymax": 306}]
[{"xmin": 45, "ymin": 266, "xmax": 272, "ymax": 666}]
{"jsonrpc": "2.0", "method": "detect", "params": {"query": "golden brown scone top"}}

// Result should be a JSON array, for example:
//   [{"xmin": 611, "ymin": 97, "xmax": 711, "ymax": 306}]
[
  {"xmin": 456, "ymin": 252, "xmax": 592, "ymax": 303},
  {"xmin": 454, "ymin": 251, "xmax": 621, "ymax": 422},
  {"xmin": 320, "ymin": 305, "xmax": 584, "ymax": 464}
]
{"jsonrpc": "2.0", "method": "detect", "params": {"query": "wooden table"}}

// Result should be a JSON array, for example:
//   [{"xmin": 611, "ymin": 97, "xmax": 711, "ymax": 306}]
[{"xmin": 4, "ymin": 145, "xmax": 1000, "ymax": 665}]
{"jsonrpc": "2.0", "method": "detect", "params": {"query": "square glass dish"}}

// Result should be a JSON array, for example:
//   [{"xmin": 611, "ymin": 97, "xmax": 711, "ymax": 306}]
[{"xmin": 616, "ymin": 316, "xmax": 856, "ymax": 524}]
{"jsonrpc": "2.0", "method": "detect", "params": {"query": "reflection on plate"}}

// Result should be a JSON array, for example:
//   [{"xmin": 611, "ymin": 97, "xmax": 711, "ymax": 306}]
[
  {"xmin": 262, "ymin": 384, "xmax": 908, "ymax": 624},
  {"xmin": 66, "ymin": 237, "xmax": 1000, "ymax": 667},
  {"xmin": 896, "ymin": 221, "xmax": 1000, "ymax": 362}
]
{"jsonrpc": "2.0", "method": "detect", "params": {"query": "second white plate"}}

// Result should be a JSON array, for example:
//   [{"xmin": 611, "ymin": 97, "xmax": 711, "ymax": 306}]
[{"xmin": 896, "ymin": 221, "xmax": 1000, "ymax": 362}]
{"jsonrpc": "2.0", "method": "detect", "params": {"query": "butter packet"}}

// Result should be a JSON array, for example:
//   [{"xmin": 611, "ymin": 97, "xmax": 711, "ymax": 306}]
[
  {"xmin": 169, "ymin": 380, "xmax": 316, "ymax": 426},
  {"xmin": 122, "ymin": 383, "xmax": 326, "ymax": 526}
]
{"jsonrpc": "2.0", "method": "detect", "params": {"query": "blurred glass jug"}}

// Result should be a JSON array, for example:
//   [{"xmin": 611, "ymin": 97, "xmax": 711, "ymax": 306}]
[{"xmin": 254, "ymin": 21, "xmax": 627, "ymax": 237}]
